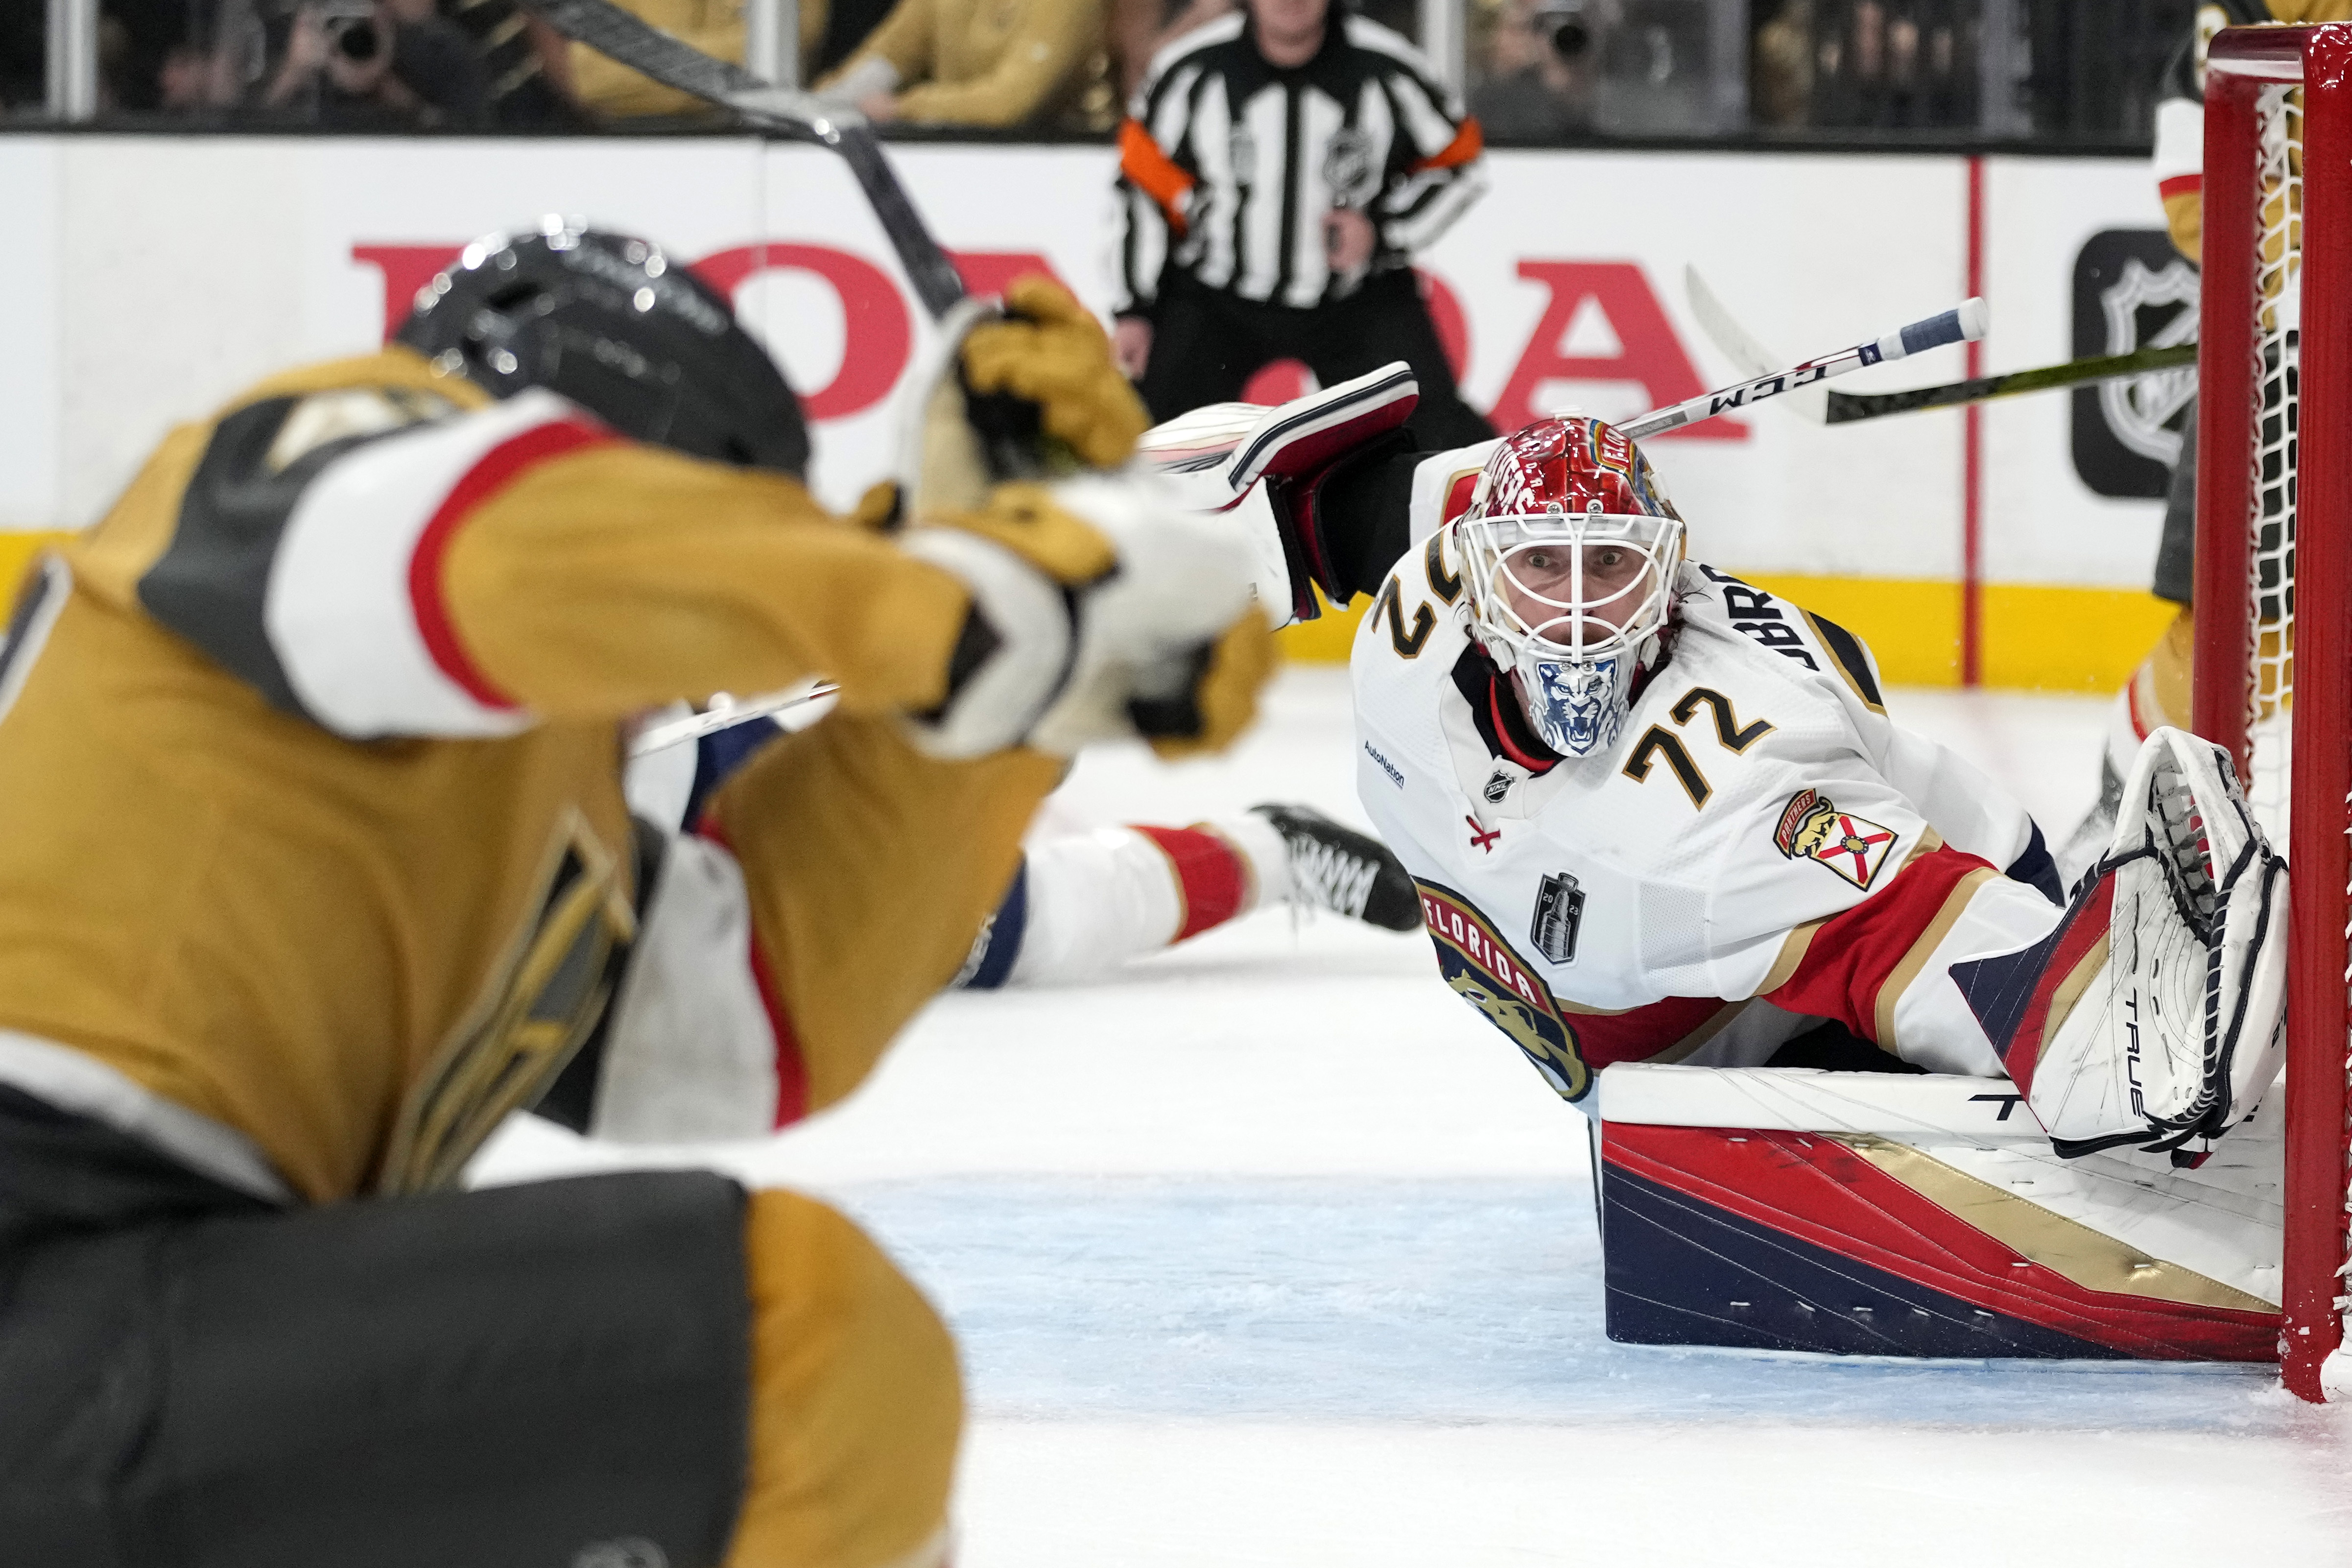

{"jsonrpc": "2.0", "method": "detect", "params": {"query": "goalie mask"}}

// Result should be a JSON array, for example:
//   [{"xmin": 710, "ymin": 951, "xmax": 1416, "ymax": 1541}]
[
  {"xmin": 1456, "ymin": 416, "xmax": 1685, "ymax": 758},
  {"xmin": 397, "ymin": 217, "xmax": 810, "ymax": 479}
]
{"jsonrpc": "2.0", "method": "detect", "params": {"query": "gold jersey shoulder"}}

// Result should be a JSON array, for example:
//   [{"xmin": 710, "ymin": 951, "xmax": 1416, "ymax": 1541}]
[{"xmin": 0, "ymin": 351, "xmax": 639, "ymax": 1202}]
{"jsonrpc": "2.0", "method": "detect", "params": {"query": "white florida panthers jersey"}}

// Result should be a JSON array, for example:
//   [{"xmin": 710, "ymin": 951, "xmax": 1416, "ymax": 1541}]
[{"xmin": 1352, "ymin": 522, "xmax": 2061, "ymax": 1107}]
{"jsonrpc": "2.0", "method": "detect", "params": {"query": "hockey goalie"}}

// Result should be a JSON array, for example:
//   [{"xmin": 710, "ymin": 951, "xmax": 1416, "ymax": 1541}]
[{"xmin": 1150, "ymin": 367, "xmax": 2294, "ymax": 1360}]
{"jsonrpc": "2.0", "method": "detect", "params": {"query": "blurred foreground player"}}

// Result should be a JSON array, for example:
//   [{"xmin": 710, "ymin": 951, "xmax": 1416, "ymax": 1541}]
[
  {"xmin": 0, "ymin": 225, "xmax": 1271, "ymax": 1566},
  {"xmin": 1150, "ymin": 375, "xmax": 2289, "ymax": 1161},
  {"xmin": 643, "ymin": 719, "xmax": 1422, "ymax": 982}
]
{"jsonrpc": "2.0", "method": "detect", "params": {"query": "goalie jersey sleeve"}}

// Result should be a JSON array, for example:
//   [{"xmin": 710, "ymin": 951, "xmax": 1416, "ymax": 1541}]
[{"xmin": 1351, "ymin": 548, "xmax": 2067, "ymax": 1103}]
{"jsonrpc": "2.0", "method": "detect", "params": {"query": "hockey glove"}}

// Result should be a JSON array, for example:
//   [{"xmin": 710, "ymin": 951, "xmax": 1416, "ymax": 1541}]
[
  {"xmin": 898, "ymin": 278, "xmax": 1151, "ymax": 516},
  {"xmin": 2004, "ymin": 727, "xmax": 2287, "ymax": 1158},
  {"xmin": 1136, "ymin": 362, "xmax": 1422, "ymax": 625},
  {"xmin": 899, "ymin": 476, "xmax": 1273, "ymax": 760}
]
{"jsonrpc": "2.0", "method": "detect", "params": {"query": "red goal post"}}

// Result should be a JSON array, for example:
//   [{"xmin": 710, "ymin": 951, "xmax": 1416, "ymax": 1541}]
[{"xmin": 2193, "ymin": 22, "xmax": 2352, "ymax": 1403}]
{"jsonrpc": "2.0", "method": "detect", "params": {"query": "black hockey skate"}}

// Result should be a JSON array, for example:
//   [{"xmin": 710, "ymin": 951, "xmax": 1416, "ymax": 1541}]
[{"xmin": 1249, "ymin": 803, "xmax": 1423, "ymax": 932}]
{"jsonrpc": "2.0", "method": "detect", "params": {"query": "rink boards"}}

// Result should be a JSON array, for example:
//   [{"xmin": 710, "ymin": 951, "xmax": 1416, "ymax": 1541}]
[
  {"xmin": 0, "ymin": 133, "xmax": 2186, "ymax": 688},
  {"xmin": 1596, "ymin": 1065, "xmax": 2284, "ymax": 1361}
]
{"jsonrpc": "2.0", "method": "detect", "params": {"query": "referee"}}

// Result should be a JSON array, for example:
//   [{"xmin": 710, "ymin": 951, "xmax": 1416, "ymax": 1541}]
[{"xmin": 1111, "ymin": 0, "xmax": 1496, "ymax": 448}]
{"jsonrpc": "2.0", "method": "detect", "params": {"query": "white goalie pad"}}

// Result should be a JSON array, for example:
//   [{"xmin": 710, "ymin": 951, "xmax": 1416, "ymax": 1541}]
[
  {"xmin": 1135, "ymin": 362, "xmax": 1420, "ymax": 627},
  {"xmin": 2025, "ymin": 727, "xmax": 2288, "ymax": 1158}
]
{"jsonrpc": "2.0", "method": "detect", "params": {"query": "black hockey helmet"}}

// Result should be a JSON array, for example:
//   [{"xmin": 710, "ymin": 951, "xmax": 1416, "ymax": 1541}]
[{"xmin": 396, "ymin": 217, "xmax": 810, "ymax": 478}]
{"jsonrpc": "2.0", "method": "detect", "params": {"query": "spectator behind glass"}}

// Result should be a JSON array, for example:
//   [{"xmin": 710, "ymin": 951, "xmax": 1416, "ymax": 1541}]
[
  {"xmin": 1108, "ymin": 0, "xmax": 1231, "ymax": 102},
  {"xmin": 1469, "ymin": 0, "xmax": 1593, "ymax": 141},
  {"xmin": 436, "ymin": 0, "xmax": 580, "ymax": 127},
  {"xmin": 0, "ymin": 11, "xmax": 40, "ymax": 111},
  {"xmin": 814, "ymin": 0, "xmax": 1108, "ymax": 128},
  {"xmin": 570, "ymin": 0, "xmax": 825, "ymax": 118},
  {"xmin": 262, "ymin": 0, "xmax": 490, "ymax": 126}
]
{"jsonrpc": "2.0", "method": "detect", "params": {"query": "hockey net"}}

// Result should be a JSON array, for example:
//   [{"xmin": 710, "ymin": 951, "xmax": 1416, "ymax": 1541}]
[{"xmin": 2195, "ymin": 23, "xmax": 2352, "ymax": 1403}]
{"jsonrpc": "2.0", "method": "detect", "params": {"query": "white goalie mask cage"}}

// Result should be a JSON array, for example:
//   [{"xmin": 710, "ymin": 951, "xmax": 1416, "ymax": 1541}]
[{"xmin": 1458, "ymin": 499, "xmax": 1686, "ymax": 758}]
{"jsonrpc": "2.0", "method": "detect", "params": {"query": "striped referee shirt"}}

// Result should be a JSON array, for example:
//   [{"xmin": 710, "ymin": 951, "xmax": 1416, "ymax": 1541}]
[{"xmin": 1115, "ymin": 12, "xmax": 1487, "ymax": 316}]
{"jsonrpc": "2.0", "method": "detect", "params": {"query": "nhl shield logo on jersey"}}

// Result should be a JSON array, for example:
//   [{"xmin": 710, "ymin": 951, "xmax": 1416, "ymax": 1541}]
[
  {"xmin": 1417, "ymin": 879, "xmax": 1591, "ymax": 1099},
  {"xmin": 1773, "ymin": 787, "xmax": 1899, "ymax": 890}
]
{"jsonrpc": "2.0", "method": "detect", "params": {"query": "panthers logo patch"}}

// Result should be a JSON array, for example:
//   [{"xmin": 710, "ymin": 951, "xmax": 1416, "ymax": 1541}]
[
  {"xmin": 1417, "ymin": 879, "xmax": 1591, "ymax": 1100},
  {"xmin": 1774, "ymin": 787, "xmax": 1898, "ymax": 890}
]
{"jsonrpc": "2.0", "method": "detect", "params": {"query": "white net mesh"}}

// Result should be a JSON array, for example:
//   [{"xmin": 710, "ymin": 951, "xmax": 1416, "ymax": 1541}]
[{"xmin": 2246, "ymin": 83, "xmax": 2302, "ymax": 846}]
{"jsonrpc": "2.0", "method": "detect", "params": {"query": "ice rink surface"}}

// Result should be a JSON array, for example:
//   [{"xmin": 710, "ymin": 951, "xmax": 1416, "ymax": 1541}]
[{"xmin": 478, "ymin": 666, "xmax": 2352, "ymax": 1565}]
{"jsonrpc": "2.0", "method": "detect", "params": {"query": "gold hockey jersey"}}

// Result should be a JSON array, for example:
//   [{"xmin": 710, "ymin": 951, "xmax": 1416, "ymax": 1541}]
[{"xmin": 0, "ymin": 348, "xmax": 1057, "ymax": 1202}]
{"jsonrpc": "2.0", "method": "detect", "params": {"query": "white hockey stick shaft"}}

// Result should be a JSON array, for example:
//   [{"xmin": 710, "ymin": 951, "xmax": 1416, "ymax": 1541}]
[
  {"xmin": 1619, "ymin": 297, "xmax": 1988, "ymax": 440},
  {"xmin": 1684, "ymin": 265, "xmax": 1828, "ymax": 425},
  {"xmin": 629, "ymin": 680, "xmax": 839, "ymax": 757}
]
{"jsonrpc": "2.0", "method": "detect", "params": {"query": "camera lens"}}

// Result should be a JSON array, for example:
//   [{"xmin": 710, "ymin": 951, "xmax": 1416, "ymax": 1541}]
[
  {"xmin": 335, "ymin": 19, "xmax": 380, "ymax": 61},
  {"xmin": 1550, "ymin": 19, "xmax": 1590, "ymax": 56}
]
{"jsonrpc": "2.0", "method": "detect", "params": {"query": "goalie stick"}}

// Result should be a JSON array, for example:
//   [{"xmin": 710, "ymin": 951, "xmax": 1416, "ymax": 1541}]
[
  {"xmin": 521, "ymin": 0, "xmax": 965, "ymax": 319},
  {"xmin": 1619, "ymin": 297, "xmax": 1989, "ymax": 440},
  {"xmin": 1685, "ymin": 266, "xmax": 2198, "ymax": 425}
]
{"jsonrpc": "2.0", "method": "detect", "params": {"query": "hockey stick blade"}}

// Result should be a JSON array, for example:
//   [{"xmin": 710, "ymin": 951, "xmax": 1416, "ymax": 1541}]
[
  {"xmin": 1822, "ymin": 343, "xmax": 2199, "ymax": 423},
  {"xmin": 521, "ymin": 0, "xmax": 966, "ymax": 318},
  {"xmin": 1621, "ymin": 297, "xmax": 1987, "ymax": 440},
  {"xmin": 1683, "ymin": 265, "xmax": 1827, "ymax": 425}
]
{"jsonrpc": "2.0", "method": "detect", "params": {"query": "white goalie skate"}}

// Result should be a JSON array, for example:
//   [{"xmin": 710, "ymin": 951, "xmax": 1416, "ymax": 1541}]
[{"xmin": 2022, "ymin": 727, "xmax": 2288, "ymax": 1158}]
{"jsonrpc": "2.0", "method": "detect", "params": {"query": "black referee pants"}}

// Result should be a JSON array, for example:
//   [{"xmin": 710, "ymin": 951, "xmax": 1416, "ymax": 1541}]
[{"xmin": 1139, "ymin": 269, "xmax": 1496, "ymax": 451}]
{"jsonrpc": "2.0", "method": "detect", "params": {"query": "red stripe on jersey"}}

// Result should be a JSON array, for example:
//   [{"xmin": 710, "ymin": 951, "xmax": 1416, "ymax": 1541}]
[
  {"xmin": 407, "ymin": 417, "xmax": 613, "ymax": 710},
  {"xmin": 2157, "ymin": 173, "xmax": 2202, "ymax": 203},
  {"xmin": 1999, "ymin": 873, "xmax": 2115, "ymax": 1097},
  {"xmin": 1486, "ymin": 678, "xmax": 1557, "ymax": 774},
  {"xmin": 1765, "ymin": 844, "xmax": 1997, "ymax": 1043},
  {"xmin": 696, "ymin": 819, "xmax": 811, "ymax": 1128},
  {"xmin": 1570, "ymin": 994, "xmax": 1732, "ymax": 1068},
  {"xmin": 1135, "ymin": 825, "xmax": 1250, "ymax": 941}
]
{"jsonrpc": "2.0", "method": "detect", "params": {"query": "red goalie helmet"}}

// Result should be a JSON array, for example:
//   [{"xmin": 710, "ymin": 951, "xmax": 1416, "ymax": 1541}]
[
  {"xmin": 1474, "ymin": 414, "xmax": 1679, "ymax": 523},
  {"xmin": 1456, "ymin": 416, "xmax": 1686, "ymax": 757}
]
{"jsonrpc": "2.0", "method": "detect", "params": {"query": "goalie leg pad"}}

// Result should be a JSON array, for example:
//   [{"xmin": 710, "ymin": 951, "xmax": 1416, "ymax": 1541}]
[{"xmin": 1959, "ymin": 727, "xmax": 2287, "ymax": 1157}]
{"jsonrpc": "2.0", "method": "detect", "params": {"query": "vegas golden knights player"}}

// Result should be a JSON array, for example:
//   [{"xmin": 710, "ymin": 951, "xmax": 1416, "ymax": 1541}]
[{"xmin": 0, "ymin": 221, "xmax": 1271, "ymax": 1568}]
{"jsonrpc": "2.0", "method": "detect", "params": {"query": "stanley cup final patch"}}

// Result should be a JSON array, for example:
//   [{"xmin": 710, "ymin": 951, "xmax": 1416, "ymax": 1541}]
[
  {"xmin": 1773, "ymin": 787, "xmax": 1899, "ymax": 890},
  {"xmin": 1531, "ymin": 871, "xmax": 1584, "ymax": 965}
]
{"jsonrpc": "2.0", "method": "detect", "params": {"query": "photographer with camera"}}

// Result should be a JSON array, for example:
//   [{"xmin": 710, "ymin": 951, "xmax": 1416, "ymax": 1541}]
[
  {"xmin": 262, "ymin": 0, "xmax": 489, "ymax": 127},
  {"xmin": 1469, "ymin": 0, "xmax": 1595, "ymax": 142}
]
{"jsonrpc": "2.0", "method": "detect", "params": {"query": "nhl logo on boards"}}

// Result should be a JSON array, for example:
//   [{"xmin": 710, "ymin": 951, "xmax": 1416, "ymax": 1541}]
[
  {"xmin": 1531, "ymin": 871, "xmax": 1584, "ymax": 964},
  {"xmin": 1773, "ymin": 787, "xmax": 1898, "ymax": 890}
]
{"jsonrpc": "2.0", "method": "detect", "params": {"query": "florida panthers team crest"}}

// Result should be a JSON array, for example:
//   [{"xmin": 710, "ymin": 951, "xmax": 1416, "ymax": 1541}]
[
  {"xmin": 1416, "ymin": 879, "xmax": 1591, "ymax": 1100},
  {"xmin": 1773, "ymin": 787, "xmax": 1899, "ymax": 890}
]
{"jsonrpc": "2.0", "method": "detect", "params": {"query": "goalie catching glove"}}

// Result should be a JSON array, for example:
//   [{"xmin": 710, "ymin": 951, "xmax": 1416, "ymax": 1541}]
[
  {"xmin": 1984, "ymin": 727, "xmax": 2287, "ymax": 1158},
  {"xmin": 899, "ymin": 478, "xmax": 1273, "ymax": 760}
]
